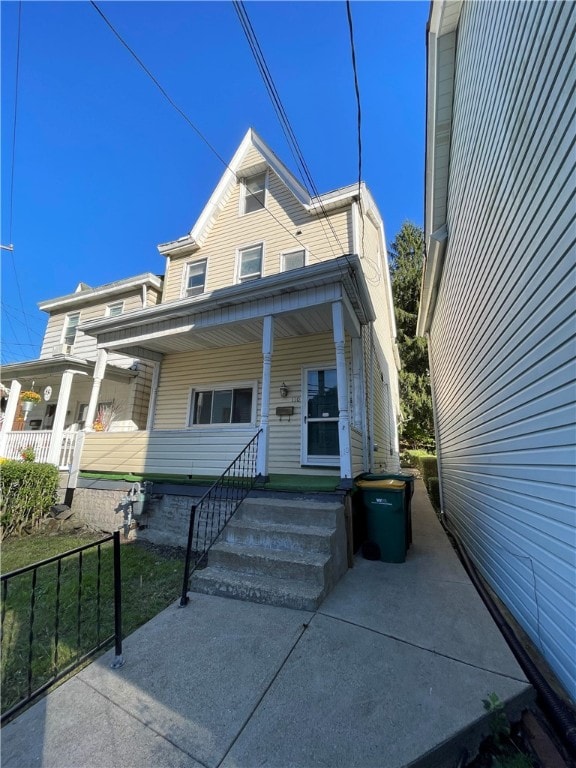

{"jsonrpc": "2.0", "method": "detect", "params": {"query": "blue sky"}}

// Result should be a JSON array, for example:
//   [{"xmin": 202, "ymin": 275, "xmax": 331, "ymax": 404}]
[{"xmin": 1, "ymin": 0, "xmax": 429, "ymax": 364}]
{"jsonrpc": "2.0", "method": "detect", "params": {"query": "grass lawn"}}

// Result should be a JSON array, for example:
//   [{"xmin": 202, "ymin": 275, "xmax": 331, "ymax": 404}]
[{"xmin": 1, "ymin": 531, "xmax": 185, "ymax": 718}]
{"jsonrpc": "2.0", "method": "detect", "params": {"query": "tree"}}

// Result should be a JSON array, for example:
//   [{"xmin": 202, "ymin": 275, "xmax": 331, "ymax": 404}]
[{"xmin": 389, "ymin": 222, "xmax": 435, "ymax": 450}]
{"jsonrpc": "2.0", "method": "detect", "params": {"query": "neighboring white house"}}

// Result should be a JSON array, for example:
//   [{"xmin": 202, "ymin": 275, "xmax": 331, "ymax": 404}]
[
  {"xmin": 0, "ymin": 274, "xmax": 163, "ymax": 466},
  {"xmin": 2, "ymin": 129, "xmax": 401, "ymax": 489},
  {"xmin": 418, "ymin": 1, "xmax": 575, "ymax": 701}
]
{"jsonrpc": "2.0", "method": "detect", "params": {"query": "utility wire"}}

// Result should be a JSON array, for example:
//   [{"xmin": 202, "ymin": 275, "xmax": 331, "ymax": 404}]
[
  {"xmin": 90, "ymin": 1, "xmax": 329, "ymax": 266},
  {"xmin": 5, "ymin": 0, "xmax": 35, "ymax": 348},
  {"xmin": 233, "ymin": 0, "xmax": 353, "ymax": 266},
  {"xmin": 345, "ymin": 0, "xmax": 366, "ymax": 262}
]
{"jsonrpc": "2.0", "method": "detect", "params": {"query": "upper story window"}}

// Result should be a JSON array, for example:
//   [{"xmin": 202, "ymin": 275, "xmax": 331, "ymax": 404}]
[
  {"xmin": 242, "ymin": 172, "xmax": 266, "ymax": 215},
  {"xmin": 282, "ymin": 249, "xmax": 306, "ymax": 271},
  {"xmin": 185, "ymin": 259, "xmax": 207, "ymax": 297},
  {"xmin": 237, "ymin": 244, "xmax": 263, "ymax": 283},
  {"xmin": 63, "ymin": 312, "xmax": 80, "ymax": 347},
  {"xmin": 107, "ymin": 301, "xmax": 124, "ymax": 318}
]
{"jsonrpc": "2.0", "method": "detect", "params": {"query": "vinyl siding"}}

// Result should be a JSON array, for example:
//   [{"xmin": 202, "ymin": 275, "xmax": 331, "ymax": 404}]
[
  {"xmin": 39, "ymin": 288, "xmax": 149, "ymax": 365},
  {"xmin": 429, "ymin": 1, "xmax": 576, "ymax": 700},
  {"xmin": 131, "ymin": 332, "xmax": 356, "ymax": 477},
  {"xmin": 163, "ymin": 154, "xmax": 352, "ymax": 302}
]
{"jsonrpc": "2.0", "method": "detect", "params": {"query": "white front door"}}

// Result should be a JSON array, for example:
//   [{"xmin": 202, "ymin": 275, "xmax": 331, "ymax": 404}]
[{"xmin": 302, "ymin": 367, "xmax": 340, "ymax": 465}]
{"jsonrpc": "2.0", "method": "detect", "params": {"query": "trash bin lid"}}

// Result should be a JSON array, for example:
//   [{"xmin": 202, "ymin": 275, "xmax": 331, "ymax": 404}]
[{"xmin": 356, "ymin": 479, "xmax": 405, "ymax": 490}]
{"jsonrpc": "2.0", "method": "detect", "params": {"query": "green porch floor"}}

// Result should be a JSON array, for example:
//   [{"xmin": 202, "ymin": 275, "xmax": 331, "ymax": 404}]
[{"xmin": 78, "ymin": 471, "xmax": 341, "ymax": 493}]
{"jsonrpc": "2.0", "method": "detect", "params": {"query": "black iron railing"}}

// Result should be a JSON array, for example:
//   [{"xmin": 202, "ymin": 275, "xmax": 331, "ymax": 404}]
[
  {"xmin": 180, "ymin": 430, "xmax": 262, "ymax": 606},
  {"xmin": 1, "ymin": 531, "xmax": 123, "ymax": 724}
]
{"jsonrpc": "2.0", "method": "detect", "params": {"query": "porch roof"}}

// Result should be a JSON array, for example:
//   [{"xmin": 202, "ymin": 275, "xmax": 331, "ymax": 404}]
[
  {"xmin": 0, "ymin": 357, "xmax": 138, "ymax": 385},
  {"xmin": 79, "ymin": 255, "xmax": 375, "ymax": 358}
]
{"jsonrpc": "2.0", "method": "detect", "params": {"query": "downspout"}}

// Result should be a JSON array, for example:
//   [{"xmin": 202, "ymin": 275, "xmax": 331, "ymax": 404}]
[
  {"xmin": 141, "ymin": 283, "xmax": 147, "ymax": 308},
  {"xmin": 426, "ymin": 331, "xmax": 445, "ymax": 513},
  {"xmin": 146, "ymin": 359, "xmax": 162, "ymax": 432},
  {"xmin": 369, "ymin": 324, "xmax": 375, "ymax": 471}
]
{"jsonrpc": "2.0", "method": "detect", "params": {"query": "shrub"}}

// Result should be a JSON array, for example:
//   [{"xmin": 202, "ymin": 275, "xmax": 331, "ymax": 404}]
[
  {"xmin": 404, "ymin": 450, "xmax": 438, "ymax": 481},
  {"xmin": 427, "ymin": 477, "xmax": 440, "ymax": 511},
  {"xmin": 0, "ymin": 461, "xmax": 59, "ymax": 540}
]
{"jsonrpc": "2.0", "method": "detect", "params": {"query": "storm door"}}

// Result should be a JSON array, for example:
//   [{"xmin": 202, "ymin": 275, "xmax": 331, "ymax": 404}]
[{"xmin": 303, "ymin": 368, "xmax": 339, "ymax": 465}]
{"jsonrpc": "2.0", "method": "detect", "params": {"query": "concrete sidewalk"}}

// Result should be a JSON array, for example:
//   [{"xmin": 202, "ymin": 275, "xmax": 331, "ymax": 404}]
[{"xmin": 1, "ymin": 479, "xmax": 533, "ymax": 768}]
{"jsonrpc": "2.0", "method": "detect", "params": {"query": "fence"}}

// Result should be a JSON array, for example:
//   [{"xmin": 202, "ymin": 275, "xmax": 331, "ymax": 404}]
[
  {"xmin": 1, "ymin": 532, "xmax": 123, "ymax": 723},
  {"xmin": 180, "ymin": 430, "xmax": 262, "ymax": 606},
  {"xmin": 1, "ymin": 430, "xmax": 78, "ymax": 469}
]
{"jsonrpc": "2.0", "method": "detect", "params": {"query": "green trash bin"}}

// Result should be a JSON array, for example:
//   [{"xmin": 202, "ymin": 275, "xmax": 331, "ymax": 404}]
[
  {"xmin": 356, "ymin": 478, "xmax": 407, "ymax": 563},
  {"xmin": 357, "ymin": 472, "xmax": 413, "ymax": 550}
]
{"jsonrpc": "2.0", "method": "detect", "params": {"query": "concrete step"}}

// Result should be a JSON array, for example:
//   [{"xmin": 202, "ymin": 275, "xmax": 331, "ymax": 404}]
[
  {"xmin": 222, "ymin": 517, "xmax": 334, "ymax": 554},
  {"xmin": 190, "ymin": 566, "xmax": 324, "ymax": 611},
  {"xmin": 237, "ymin": 497, "xmax": 343, "ymax": 528},
  {"xmin": 208, "ymin": 541, "xmax": 329, "ymax": 584}
]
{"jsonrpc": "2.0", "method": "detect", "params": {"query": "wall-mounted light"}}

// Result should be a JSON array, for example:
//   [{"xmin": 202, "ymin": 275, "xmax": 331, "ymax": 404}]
[{"xmin": 279, "ymin": 382, "xmax": 289, "ymax": 398}]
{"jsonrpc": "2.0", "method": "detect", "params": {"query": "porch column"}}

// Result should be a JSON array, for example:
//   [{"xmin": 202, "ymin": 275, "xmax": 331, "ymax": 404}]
[
  {"xmin": 0, "ymin": 380, "xmax": 21, "ymax": 456},
  {"xmin": 256, "ymin": 315, "xmax": 274, "ymax": 480},
  {"xmin": 332, "ymin": 301, "xmax": 353, "ymax": 486},
  {"xmin": 48, "ymin": 370, "xmax": 79, "ymax": 466},
  {"xmin": 84, "ymin": 349, "xmax": 109, "ymax": 431}
]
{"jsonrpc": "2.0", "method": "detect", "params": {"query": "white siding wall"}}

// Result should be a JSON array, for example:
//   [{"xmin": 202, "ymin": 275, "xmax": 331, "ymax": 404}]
[
  {"xmin": 39, "ymin": 288, "xmax": 152, "ymax": 366},
  {"xmin": 430, "ymin": 1, "xmax": 576, "ymax": 700}
]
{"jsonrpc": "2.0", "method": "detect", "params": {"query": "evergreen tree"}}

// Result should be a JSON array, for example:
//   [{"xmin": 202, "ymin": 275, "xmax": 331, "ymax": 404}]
[{"xmin": 389, "ymin": 222, "xmax": 435, "ymax": 449}]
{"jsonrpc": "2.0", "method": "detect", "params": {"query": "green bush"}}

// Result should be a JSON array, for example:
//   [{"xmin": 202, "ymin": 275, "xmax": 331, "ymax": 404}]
[
  {"xmin": 0, "ymin": 461, "xmax": 59, "ymax": 540},
  {"xmin": 404, "ymin": 450, "xmax": 438, "ymax": 479},
  {"xmin": 427, "ymin": 477, "xmax": 440, "ymax": 511}
]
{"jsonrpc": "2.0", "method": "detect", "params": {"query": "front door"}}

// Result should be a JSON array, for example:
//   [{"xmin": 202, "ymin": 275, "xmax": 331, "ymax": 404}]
[{"xmin": 303, "ymin": 368, "xmax": 339, "ymax": 465}]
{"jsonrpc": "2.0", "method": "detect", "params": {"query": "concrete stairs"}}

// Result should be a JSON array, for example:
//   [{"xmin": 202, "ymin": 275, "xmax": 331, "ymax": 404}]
[{"xmin": 189, "ymin": 496, "xmax": 348, "ymax": 611}]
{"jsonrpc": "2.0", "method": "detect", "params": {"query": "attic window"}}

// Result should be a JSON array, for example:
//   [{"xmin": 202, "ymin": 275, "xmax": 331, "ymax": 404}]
[
  {"xmin": 107, "ymin": 301, "xmax": 124, "ymax": 317},
  {"xmin": 242, "ymin": 172, "xmax": 266, "ymax": 215},
  {"xmin": 185, "ymin": 259, "xmax": 207, "ymax": 297}
]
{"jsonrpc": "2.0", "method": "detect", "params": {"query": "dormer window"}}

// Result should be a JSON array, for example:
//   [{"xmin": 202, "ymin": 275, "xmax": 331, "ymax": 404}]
[
  {"xmin": 242, "ymin": 172, "xmax": 266, "ymax": 215},
  {"xmin": 185, "ymin": 259, "xmax": 207, "ymax": 297}
]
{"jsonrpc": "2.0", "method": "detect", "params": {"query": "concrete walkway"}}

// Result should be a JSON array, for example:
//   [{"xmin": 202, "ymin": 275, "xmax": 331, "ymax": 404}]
[{"xmin": 2, "ymin": 479, "xmax": 533, "ymax": 768}]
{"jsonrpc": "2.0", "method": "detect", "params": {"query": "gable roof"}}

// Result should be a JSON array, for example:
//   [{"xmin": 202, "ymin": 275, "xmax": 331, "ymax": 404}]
[
  {"xmin": 38, "ymin": 273, "xmax": 163, "ymax": 312},
  {"xmin": 157, "ymin": 128, "xmax": 377, "ymax": 259}
]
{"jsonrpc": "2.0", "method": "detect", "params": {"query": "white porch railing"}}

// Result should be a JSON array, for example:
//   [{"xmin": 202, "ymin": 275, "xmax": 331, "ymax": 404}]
[{"xmin": 1, "ymin": 430, "xmax": 79, "ymax": 470}]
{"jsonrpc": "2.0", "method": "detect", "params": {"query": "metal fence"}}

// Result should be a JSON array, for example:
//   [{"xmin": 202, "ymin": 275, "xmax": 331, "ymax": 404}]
[
  {"xmin": 180, "ymin": 430, "xmax": 262, "ymax": 606},
  {"xmin": 1, "ymin": 532, "xmax": 123, "ymax": 724}
]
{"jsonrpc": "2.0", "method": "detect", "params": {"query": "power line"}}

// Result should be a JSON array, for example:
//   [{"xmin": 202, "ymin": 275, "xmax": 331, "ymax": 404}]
[
  {"xmin": 90, "ymin": 1, "xmax": 329, "ymax": 266},
  {"xmin": 345, "ymin": 0, "xmax": 366, "ymax": 263},
  {"xmin": 233, "ymin": 0, "xmax": 353, "ymax": 265},
  {"xmin": 4, "ymin": 1, "xmax": 36, "ymax": 348}
]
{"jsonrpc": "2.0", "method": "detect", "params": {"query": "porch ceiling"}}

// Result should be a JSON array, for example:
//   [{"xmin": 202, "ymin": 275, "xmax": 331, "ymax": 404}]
[
  {"xmin": 107, "ymin": 304, "xmax": 335, "ymax": 356},
  {"xmin": 82, "ymin": 256, "xmax": 374, "ymax": 360}
]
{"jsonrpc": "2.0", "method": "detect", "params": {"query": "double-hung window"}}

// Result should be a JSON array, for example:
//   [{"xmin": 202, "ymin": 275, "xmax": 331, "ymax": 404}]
[
  {"xmin": 189, "ymin": 384, "xmax": 255, "ymax": 426},
  {"xmin": 238, "ymin": 244, "xmax": 263, "ymax": 283},
  {"xmin": 282, "ymin": 249, "xmax": 306, "ymax": 271},
  {"xmin": 185, "ymin": 259, "xmax": 207, "ymax": 297},
  {"xmin": 63, "ymin": 312, "xmax": 80, "ymax": 348},
  {"xmin": 242, "ymin": 172, "xmax": 266, "ymax": 215}
]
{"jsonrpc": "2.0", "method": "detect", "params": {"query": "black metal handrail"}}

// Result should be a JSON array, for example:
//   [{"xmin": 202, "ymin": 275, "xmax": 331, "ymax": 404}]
[
  {"xmin": 180, "ymin": 430, "xmax": 262, "ymax": 606},
  {"xmin": 1, "ymin": 531, "xmax": 123, "ymax": 724}
]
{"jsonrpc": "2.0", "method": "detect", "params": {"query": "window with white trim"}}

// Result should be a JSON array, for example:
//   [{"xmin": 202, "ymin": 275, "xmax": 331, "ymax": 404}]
[
  {"xmin": 242, "ymin": 172, "xmax": 266, "ymax": 215},
  {"xmin": 189, "ymin": 384, "xmax": 255, "ymax": 426},
  {"xmin": 107, "ymin": 301, "xmax": 124, "ymax": 317},
  {"xmin": 282, "ymin": 249, "xmax": 306, "ymax": 272},
  {"xmin": 237, "ymin": 244, "xmax": 263, "ymax": 283},
  {"xmin": 63, "ymin": 312, "xmax": 80, "ymax": 347},
  {"xmin": 185, "ymin": 259, "xmax": 207, "ymax": 297}
]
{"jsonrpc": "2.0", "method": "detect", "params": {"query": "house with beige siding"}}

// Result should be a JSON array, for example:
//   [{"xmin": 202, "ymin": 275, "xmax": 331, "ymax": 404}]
[
  {"xmin": 419, "ymin": 0, "xmax": 575, "ymax": 701},
  {"xmin": 1, "ymin": 273, "xmax": 162, "ymax": 468},
  {"xmin": 71, "ymin": 128, "xmax": 401, "ymax": 488}
]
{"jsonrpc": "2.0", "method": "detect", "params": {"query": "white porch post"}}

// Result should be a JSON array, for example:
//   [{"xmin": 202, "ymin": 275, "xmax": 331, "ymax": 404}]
[
  {"xmin": 257, "ymin": 315, "xmax": 274, "ymax": 480},
  {"xmin": 84, "ymin": 349, "xmax": 109, "ymax": 431},
  {"xmin": 332, "ymin": 301, "xmax": 353, "ymax": 485},
  {"xmin": 48, "ymin": 370, "xmax": 76, "ymax": 466},
  {"xmin": 0, "ymin": 380, "xmax": 22, "ymax": 456}
]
